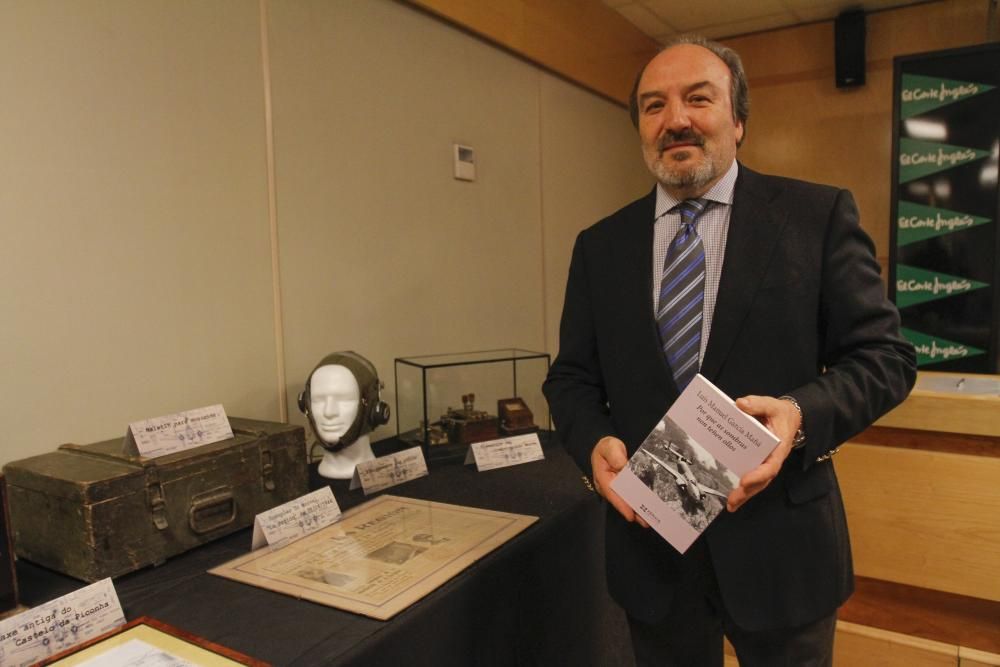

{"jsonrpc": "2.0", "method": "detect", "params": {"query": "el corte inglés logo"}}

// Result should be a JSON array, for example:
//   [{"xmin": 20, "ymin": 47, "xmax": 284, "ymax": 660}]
[
  {"xmin": 900, "ymin": 73, "xmax": 994, "ymax": 119},
  {"xmin": 902, "ymin": 328, "xmax": 985, "ymax": 366},
  {"xmin": 896, "ymin": 201, "xmax": 992, "ymax": 246},
  {"xmin": 895, "ymin": 264, "xmax": 988, "ymax": 308},
  {"xmin": 898, "ymin": 138, "xmax": 989, "ymax": 183}
]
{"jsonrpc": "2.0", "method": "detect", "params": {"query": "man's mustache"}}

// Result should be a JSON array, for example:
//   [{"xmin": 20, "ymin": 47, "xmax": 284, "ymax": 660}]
[{"xmin": 657, "ymin": 130, "xmax": 705, "ymax": 152}]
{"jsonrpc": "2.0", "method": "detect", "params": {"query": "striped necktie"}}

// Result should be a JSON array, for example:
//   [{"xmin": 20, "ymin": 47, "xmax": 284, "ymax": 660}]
[{"xmin": 657, "ymin": 198, "xmax": 708, "ymax": 390}]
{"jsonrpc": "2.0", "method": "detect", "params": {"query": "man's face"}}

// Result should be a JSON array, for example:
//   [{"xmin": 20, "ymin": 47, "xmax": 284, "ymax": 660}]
[
  {"xmin": 636, "ymin": 44, "xmax": 744, "ymax": 198},
  {"xmin": 309, "ymin": 365, "xmax": 360, "ymax": 444}
]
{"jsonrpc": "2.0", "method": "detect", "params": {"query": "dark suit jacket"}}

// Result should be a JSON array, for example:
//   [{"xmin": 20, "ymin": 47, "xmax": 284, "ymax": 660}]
[{"xmin": 543, "ymin": 164, "xmax": 916, "ymax": 631}]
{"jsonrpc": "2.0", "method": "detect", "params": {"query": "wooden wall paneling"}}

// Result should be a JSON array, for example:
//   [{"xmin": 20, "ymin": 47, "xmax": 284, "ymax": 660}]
[
  {"xmin": 840, "ymin": 576, "xmax": 1000, "ymax": 655},
  {"xmin": 876, "ymin": 384, "xmax": 1000, "ymax": 438},
  {"xmin": 960, "ymin": 646, "xmax": 1000, "ymax": 666},
  {"xmin": 730, "ymin": 619, "xmax": 1000, "ymax": 665},
  {"xmin": 401, "ymin": 0, "xmax": 660, "ymax": 104},
  {"xmin": 856, "ymin": 425, "xmax": 1000, "ymax": 458},
  {"xmin": 724, "ymin": 0, "xmax": 991, "ymax": 265},
  {"xmin": 835, "ymin": 621, "xmax": 958, "ymax": 667},
  {"xmin": 837, "ymin": 443, "xmax": 1000, "ymax": 600}
]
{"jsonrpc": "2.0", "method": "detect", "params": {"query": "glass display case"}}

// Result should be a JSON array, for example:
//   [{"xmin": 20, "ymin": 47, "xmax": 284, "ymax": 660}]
[{"xmin": 395, "ymin": 349, "xmax": 551, "ymax": 463}]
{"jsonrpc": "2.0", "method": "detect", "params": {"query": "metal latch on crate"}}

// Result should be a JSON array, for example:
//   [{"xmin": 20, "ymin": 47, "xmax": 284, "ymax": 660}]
[
  {"xmin": 261, "ymin": 447, "xmax": 275, "ymax": 491},
  {"xmin": 146, "ymin": 470, "xmax": 169, "ymax": 530}
]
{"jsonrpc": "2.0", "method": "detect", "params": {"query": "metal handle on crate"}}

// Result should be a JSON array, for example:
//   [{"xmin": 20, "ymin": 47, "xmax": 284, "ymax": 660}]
[{"xmin": 188, "ymin": 486, "xmax": 237, "ymax": 534}]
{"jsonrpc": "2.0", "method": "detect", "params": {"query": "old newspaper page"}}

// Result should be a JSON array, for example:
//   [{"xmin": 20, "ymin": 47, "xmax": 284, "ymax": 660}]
[{"xmin": 209, "ymin": 495, "xmax": 537, "ymax": 620}]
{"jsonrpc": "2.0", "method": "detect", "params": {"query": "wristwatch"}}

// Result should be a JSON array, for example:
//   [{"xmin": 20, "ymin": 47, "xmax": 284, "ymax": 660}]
[{"xmin": 779, "ymin": 395, "xmax": 806, "ymax": 449}]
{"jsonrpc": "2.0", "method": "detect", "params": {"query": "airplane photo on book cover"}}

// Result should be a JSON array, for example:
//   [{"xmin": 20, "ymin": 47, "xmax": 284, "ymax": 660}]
[
  {"xmin": 628, "ymin": 418, "xmax": 739, "ymax": 534},
  {"xmin": 610, "ymin": 374, "xmax": 779, "ymax": 553}
]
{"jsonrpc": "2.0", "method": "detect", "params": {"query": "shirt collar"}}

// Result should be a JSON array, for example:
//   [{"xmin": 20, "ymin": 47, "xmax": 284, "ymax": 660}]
[{"xmin": 654, "ymin": 159, "xmax": 739, "ymax": 221}]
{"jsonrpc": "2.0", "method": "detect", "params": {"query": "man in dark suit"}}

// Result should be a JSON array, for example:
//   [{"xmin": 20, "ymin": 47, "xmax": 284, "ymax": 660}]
[{"xmin": 543, "ymin": 36, "xmax": 916, "ymax": 666}]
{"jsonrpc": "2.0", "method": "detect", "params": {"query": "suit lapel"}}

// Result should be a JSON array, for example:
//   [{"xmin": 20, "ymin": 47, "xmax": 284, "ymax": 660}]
[
  {"xmin": 622, "ymin": 188, "xmax": 656, "ymax": 313},
  {"xmin": 700, "ymin": 166, "xmax": 788, "ymax": 380},
  {"xmin": 618, "ymin": 188, "xmax": 677, "ymax": 384}
]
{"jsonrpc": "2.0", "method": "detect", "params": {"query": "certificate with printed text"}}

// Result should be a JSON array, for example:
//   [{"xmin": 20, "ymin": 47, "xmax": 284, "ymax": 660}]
[{"xmin": 209, "ymin": 495, "xmax": 536, "ymax": 620}]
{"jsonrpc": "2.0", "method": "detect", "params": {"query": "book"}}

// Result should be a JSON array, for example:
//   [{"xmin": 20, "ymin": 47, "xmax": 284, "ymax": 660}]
[{"xmin": 609, "ymin": 374, "xmax": 780, "ymax": 553}]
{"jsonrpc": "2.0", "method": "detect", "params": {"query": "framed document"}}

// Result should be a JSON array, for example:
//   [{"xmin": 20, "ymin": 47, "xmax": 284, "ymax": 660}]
[
  {"xmin": 0, "ymin": 476, "xmax": 17, "ymax": 615},
  {"xmin": 211, "ymin": 495, "xmax": 537, "ymax": 620},
  {"xmin": 38, "ymin": 617, "xmax": 267, "ymax": 666}
]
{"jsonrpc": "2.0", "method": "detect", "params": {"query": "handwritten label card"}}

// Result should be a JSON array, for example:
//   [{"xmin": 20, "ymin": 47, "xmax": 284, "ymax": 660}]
[
  {"xmin": 464, "ymin": 433, "xmax": 545, "ymax": 471},
  {"xmin": 251, "ymin": 487, "xmax": 342, "ymax": 550},
  {"xmin": 0, "ymin": 578, "xmax": 125, "ymax": 667},
  {"xmin": 350, "ymin": 447, "xmax": 428, "ymax": 495},
  {"xmin": 125, "ymin": 404, "xmax": 233, "ymax": 458}
]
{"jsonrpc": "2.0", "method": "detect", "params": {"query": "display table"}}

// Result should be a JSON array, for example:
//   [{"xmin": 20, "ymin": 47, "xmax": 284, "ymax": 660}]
[{"xmin": 16, "ymin": 436, "xmax": 627, "ymax": 666}]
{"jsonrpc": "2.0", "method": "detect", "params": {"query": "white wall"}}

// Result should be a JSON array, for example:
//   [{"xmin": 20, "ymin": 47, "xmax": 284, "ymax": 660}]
[
  {"xmin": 539, "ymin": 74, "xmax": 653, "ymax": 355},
  {"xmin": 0, "ymin": 1, "xmax": 278, "ymax": 463},
  {"xmin": 0, "ymin": 0, "xmax": 650, "ymax": 465}
]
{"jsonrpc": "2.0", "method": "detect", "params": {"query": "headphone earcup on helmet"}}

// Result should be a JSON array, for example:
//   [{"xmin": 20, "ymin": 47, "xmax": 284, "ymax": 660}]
[
  {"xmin": 297, "ymin": 390, "xmax": 308, "ymax": 415},
  {"xmin": 371, "ymin": 400, "xmax": 390, "ymax": 427}
]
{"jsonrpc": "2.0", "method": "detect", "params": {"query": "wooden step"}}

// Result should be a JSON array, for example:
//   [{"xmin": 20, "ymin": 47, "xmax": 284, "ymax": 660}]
[{"xmin": 840, "ymin": 577, "xmax": 1000, "ymax": 654}]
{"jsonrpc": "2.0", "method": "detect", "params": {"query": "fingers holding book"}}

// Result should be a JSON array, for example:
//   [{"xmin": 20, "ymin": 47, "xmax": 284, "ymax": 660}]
[
  {"xmin": 592, "ymin": 436, "xmax": 649, "ymax": 528},
  {"xmin": 727, "ymin": 395, "xmax": 798, "ymax": 511}
]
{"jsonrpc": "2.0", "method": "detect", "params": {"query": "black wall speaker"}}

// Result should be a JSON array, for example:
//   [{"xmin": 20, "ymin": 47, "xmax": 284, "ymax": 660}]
[{"xmin": 835, "ymin": 10, "xmax": 866, "ymax": 88}]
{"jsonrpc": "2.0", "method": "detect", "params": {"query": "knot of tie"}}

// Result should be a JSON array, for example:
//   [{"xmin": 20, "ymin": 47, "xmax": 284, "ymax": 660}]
[{"xmin": 674, "ymin": 197, "xmax": 708, "ymax": 227}]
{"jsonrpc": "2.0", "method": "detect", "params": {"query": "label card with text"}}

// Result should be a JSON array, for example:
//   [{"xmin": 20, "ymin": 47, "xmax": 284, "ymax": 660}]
[
  {"xmin": 251, "ymin": 487, "xmax": 342, "ymax": 550},
  {"xmin": 125, "ymin": 404, "xmax": 233, "ymax": 458},
  {"xmin": 0, "ymin": 578, "xmax": 125, "ymax": 667},
  {"xmin": 350, "ymin": 447, "xmax": 428, "ymax": 495},
  {"xmin": 464, "ymin": 434, "xmax": 545, "ymax": 471}
]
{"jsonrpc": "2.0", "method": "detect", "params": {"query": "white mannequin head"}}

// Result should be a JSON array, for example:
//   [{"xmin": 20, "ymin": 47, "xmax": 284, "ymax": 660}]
[
  {"xmin": 309, "ymin": 364, "xmax": 361, "ymax": 446},
  {"xmin": 298, "ymin": 351, "xmax": 390, "ymax": 480}
]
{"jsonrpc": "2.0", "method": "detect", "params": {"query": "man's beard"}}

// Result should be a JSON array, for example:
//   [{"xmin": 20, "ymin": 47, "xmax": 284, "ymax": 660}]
[{"xmin": 645, "ymin": 129, "xmax": 717, "ymax": 190}]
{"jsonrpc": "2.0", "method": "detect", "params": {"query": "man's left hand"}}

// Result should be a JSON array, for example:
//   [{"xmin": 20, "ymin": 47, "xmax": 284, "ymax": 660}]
[{"xmin": 726, "ymin": 395, "xmax": 800, "ymax": 512}]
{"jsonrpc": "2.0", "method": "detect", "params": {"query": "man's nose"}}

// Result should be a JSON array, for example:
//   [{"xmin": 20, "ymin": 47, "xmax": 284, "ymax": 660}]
[
  {"xmin": 323, "ymin": 397, "xmax": 340, "ymax": 417},
  {"xmin": 664, "ymin": 103, "xmax": 691, "ymax": 132}
]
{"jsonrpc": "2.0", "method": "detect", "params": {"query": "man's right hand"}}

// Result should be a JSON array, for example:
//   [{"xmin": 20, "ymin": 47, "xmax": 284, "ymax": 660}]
[{"xmin": 591, "ymin": 436, "xmax": 648, "ymax": 528}]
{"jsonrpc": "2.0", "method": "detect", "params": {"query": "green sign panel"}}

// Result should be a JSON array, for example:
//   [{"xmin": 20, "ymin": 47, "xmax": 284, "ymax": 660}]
[
  {"xmin": 898, "ymin": 137, "xmax": 989, "ymax": 183},
  {"xmin": 902, "ymin": 327, "xmax": 985, "ymax": 366},
  {"xmin": 892, "ymin": 44, "xmax": 999, "ymax": 373},
  {"xmin": 897, "ymin": 201, "xmax": 992, "ymax": 246},
  {"xmin": 900, "ymin": 73, "xmax": 994, "ymax": 119},
  {"xmin": 895, "ymin": 264, "xmax": 988, "ymax": 308}
]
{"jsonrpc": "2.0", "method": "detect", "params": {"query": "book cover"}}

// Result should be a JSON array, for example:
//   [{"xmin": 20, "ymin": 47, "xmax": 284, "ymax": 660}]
[{"xmin": 609, "ymin": 374, "xmax": 780, "ymax": 553}]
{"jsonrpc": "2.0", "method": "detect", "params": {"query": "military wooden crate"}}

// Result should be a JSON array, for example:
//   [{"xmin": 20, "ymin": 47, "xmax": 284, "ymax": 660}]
[{"xmin": 3, "ymin": 417, "xmax": 308, "ymax": 582}]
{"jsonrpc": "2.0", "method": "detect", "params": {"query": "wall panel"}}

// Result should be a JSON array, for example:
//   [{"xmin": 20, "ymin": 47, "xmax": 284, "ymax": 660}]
[
  {"xmin": 267, "ymin": 0, "xmax": 546, "ymax": 435},
  {"xmin": 0, "ymin": 0, "xmax": 276, "ymax": 463},
  {"xmin": 727, "ymin": 0, "xmax": 992, "ymax": 264},
  {"xmin": 837, "ymin": 442, "xmax": 1000, "ymax": 600},
  {"xmin": 538, "ymin": 74, "xmax": 652, "ymax": 356}
]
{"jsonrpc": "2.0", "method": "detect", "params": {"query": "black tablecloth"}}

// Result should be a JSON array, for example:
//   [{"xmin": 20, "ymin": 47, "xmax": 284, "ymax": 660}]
[{"xmin": 18, "ymin": 437, "xmax": 631, "ymax": 666}]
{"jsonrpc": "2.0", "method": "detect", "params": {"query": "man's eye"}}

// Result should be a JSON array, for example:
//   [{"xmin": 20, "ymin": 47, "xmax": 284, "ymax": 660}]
[{"xmin": 644, "ymin": 101, "xmax": 664, "ymax": 113}]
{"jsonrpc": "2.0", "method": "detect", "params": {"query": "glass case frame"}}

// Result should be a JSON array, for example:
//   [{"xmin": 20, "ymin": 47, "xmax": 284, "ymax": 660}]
[{"xmin": 394, "ymin": 349, "xmax": 551, "ymax": 463}]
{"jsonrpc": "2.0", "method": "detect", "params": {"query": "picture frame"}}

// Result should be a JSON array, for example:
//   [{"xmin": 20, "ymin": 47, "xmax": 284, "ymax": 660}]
[
  {"xmin": 37, "ymin": 616, "xmax": 268, "ymax": 666},
  {"xmin": 210, "ymin": 495, "xmax": 536, "ymax": 620}
]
